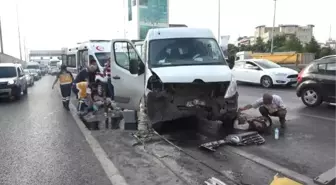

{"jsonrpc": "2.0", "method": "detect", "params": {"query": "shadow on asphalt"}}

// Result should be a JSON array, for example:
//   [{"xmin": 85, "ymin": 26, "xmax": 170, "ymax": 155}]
[{"xmin": 297, "ymin": 103, "xmax": 336, "ymax": 119}]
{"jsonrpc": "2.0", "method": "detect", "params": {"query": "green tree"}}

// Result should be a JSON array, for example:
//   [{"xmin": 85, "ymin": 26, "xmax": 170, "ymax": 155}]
[
  {"xmin": 265, "ymin": 35, "xmax": 287, "ymax": 52},
  {"xmin": 319, "ymin": 46, "xmax": 336, "ymax": 58},
  {"xmin": 227, "ymin": 44, "xmax": 239, "ymax": 63},
  {"xmin": 284, "ymin": 35, "xmax": 303, "ymax": 52},
  {"xmin": 304, "ymin": 36, "xmax": 320, "ymax": 58},
  {"xmin": 251, "ymin": 37, "xmax": 266, "ymax": 52}
]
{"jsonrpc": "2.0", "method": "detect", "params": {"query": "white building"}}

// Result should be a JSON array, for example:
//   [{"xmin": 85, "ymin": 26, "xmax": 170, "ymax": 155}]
[{"xmin": 254, "ymin": 24, "xmax": 314, "ymax": 44}]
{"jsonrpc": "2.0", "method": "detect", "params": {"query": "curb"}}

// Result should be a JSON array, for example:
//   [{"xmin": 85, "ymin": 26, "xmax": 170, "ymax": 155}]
[
  {"xmin": 68, "ymin": 102, "xmax": 129, "ymax": 185},
  {"xmin": 225, "ymin": 146, "xmax": 315, "ymax": 185}
]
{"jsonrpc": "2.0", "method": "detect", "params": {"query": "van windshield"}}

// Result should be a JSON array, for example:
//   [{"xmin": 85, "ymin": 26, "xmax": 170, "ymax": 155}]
[
  {"xmin": 95, "ymin": 52, "xmax": 110, "ymax": 67},
  {"xmin": 148, "ymin": 38, "xmax": 227, "ymax": 68},
  {"xmin": 0, "ymin": 67, "xmax": 17, "ymax": 78},
  {"xmin": 27, "ymin": 65, "xmax": 40, "ymax": 69},
  {"xmin": 50, "ymin": 61, "xmax": 58, "ymax": 67}
]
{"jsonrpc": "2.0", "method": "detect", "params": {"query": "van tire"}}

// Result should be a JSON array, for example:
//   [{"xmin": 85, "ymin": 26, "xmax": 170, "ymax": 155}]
[{"xmin": 23, "ymin": 85, "xmax": 28, "ymax": 95}]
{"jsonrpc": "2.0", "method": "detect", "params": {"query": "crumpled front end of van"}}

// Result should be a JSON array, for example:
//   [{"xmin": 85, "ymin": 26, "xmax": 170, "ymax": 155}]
[{"xmin": 145, "ymin": 73, "xmax": 238, "ymax": 126}]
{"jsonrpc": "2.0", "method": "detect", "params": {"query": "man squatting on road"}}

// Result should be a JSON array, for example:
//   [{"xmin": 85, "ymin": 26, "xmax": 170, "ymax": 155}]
[{"xmin": 239, "ymin": 93, "xmax": 287, "ymax": 128}]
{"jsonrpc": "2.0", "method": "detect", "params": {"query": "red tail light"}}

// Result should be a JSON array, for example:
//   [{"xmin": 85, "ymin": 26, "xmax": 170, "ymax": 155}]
[{"xmin": 297, "ymin": 69, "xmax": 304, "ymax": 83}]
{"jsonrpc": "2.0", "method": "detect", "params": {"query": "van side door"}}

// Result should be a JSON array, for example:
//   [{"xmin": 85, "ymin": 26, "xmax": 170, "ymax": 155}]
[{"xmin": 110, "ymin": 39, "xmax": 145, "ymax": 111}]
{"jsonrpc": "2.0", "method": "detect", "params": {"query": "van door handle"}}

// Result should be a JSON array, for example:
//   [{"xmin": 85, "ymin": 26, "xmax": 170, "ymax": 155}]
[{"xmin": 113, "ymin": 75, "xmax": 120, "ymax": 79}]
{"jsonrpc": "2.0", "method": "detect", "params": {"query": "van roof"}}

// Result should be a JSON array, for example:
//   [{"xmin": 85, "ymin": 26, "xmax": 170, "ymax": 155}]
[{"xmin": 146, "ymin": 27, "xmax": 216, "ymax": 41}]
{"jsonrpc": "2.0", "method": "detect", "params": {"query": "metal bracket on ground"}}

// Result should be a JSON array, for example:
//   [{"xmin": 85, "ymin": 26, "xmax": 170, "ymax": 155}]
[{"xmin": 314, "ymin": 166, "xmax": 335, "ymax": 185}]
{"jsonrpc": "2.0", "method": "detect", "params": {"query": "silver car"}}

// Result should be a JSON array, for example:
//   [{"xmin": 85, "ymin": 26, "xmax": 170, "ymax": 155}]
[
  {"xmin": 0, "ymin": 63, "xmax": 28, "ymax": 100},
  {"xmin": 24, "ymin": 69, "xmax": 34, "ymax": 86}
]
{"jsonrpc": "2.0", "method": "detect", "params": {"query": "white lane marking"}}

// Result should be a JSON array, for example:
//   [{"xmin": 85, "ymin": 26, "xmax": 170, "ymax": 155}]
[
  {"xmin": 68, "ymin": 103, "xmax": 129, "ymax": 185},
  {"xmin": 225, "ymin": 146, "xmax": 315, "ymax": 185}
]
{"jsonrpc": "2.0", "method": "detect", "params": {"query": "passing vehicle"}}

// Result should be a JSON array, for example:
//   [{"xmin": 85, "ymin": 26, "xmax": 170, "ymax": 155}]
[
  {"xmin": 296, "ymin": 56, "xmax": 336, "ymax": 107},
  {"xmin": 0, "ymin": 63, "xmax": 28, "ymax": 99},
  {"xmin": 109, "ymin": 27, "xmax": 238, "ymax": 128},
  {"xmin": 26, "ymin": 62, "xmax": 42, "ymax": 76},
  {"xmin": 28, "ymin": 69, "xmax": 41, "ymax": 81},
  {"xmin": 48, "ymin": 59, "xmax": 60, "ymax": 75},
  {"xmin": 24, "ymin": 69, "xmax": 34, "ymax": 86},
  {"xmin": 232, "ymin": 59, "xmax": 298, "ymax": 88}
]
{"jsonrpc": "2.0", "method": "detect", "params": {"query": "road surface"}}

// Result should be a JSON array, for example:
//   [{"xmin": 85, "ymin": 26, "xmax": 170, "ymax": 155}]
[
  {"xmin": 0, "ymin": 77, "xmax": 112, "ymax": 185},
  {"xmin": 0, "ymin": 76, "xmax": 334, "ymax": 185}
]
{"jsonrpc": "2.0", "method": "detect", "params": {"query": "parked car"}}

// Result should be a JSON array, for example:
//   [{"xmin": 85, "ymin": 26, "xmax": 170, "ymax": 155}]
[
  {"xmin": 24, "ymin": 69, "xmax": 34, "ymax": 86},
  {"xmin": 232, "ymin": 59, "xmax": 298, "ymax": 88},
  {"xmin": 0, "ymin": 63, "xmax": 28, "ymax": 99},
  {"xmin": 28, "ymin": 69, "xmax": 41, "ymax": 81},
  {"xmin": 296, "ymin": 56, "xmax": 336, "ymax": 107}
]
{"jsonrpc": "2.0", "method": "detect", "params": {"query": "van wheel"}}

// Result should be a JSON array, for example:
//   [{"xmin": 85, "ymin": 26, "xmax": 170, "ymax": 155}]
[
  {"xmin": 23, "ymin": 85, "xmax": 28, "ymax": 95},
  {"xmin": 301, "ymin": 88, "xmax": 322, "ymax": 107},
  {"xmin": 260, "ymin": 76, "xmax": 273, "ymax": 88}
]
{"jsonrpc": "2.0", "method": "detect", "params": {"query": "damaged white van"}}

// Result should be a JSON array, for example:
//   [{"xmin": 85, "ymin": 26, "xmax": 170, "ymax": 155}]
[{"xmin": 109, "ymin": 28, "xmax": 238, "ymax": 128}]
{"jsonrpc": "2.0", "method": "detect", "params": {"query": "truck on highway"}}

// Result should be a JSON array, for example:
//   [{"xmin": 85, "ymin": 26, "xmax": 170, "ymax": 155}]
[
  {"xmin": 48, "ymin": 59, "xmax": 61, "ymax": 75},
  {"xmin": 65, "ymin": 40, "xmax": 111, "ymax": 77},
  {"xmin": 109, "ymin": 27, "xmax": 238, "ymax": 130},
  {"xmin": 235, "ymin": 51, "xmax": 315, "ymax": 69}
]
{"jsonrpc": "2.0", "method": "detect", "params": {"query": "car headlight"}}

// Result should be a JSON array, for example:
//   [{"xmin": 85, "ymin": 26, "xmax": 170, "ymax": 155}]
[
  {"xmin": 224, "ymin": 76, "xmax": 237, "ymax": 98},
  {"xmin": 273, "ymin": 72, "xmax": 287, "ymax": 76},
  {"xmin": 8, "ymin": 79, "xmax": 15, "ymax": 85}
]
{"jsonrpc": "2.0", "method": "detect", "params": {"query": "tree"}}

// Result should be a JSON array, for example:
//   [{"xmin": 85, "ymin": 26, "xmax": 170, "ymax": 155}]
[
  {"xmin": 284, "ymin": 35, "xmax": 303, "ymax": 52},
  {"xmin": 227, "ymin": 44, "xmax": 239, "ymax": 63},
  {"xmin": 315, "ymin": 47, "xmax": 333, "ymax": 58},
  {"xmin": 304, "ymin": 36, "xmax": 320, "ymax": 58},
  {"xmin": 251, "ymin": 37, "xmax": 266, "ymax": 52},
  {"xmin": 265, "ymin": 35, "xmax": 287, "ymax": 52}
]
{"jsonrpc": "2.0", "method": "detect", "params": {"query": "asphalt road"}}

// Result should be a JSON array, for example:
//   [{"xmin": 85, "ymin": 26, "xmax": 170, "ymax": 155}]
[
  {"xmin": 0, "ymin": 76, "xmax": 112, "ymax": 185},
  {"xmin": 237, "ymin": 83, "xmax": 336, "ymax": 179},
  {"xmin": 0, "ymin": 76, "xmax": 334, "ymax": 185}
]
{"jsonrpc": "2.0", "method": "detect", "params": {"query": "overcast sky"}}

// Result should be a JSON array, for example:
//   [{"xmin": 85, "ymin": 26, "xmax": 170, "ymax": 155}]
[{"xmin": 0, "ymin": 0, "xmax": 335, "ymax": 58}]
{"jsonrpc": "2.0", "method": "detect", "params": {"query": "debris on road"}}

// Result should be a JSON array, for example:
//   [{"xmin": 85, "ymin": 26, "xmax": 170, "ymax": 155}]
[
  {"xmin": 200, "ymin": 131, "xmax": 265, "ymax": 152},
  {"xmin": 204, "ymin": 177, "xmax": 227, "ymax": 185},
  {"xmin": 270, "ymin": 173, "xmax": 303, "ymax": 185}
]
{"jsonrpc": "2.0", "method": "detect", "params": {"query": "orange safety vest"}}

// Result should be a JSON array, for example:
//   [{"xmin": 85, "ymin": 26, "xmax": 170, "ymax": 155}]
[
  {"xmin": 59, "ymin": 73, "xmax": 73, "ymax": 85},
  {"xmin": 76, "ymin": 82, "xmax": 89, "ymax": 99}
]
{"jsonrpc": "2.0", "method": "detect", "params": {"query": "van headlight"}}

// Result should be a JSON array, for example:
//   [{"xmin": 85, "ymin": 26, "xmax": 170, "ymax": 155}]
[
  {"xmin": 224, "ymin": 77, "xmax": 237, "ymax": 98},
  {"xmin": 8, "ymin": 79, "xmax": 15, "ymax": 85}
]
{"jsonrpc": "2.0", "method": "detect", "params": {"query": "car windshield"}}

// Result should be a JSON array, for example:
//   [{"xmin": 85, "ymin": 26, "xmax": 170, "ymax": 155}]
[
  {"xmin": 254, "ymin": 60, "xmax": 281, "ymax": 69},
  {"xmin": 0, "ymin": 67, "xmax": 17, "ymax": 78},
  {"xmin": 29, "ymin": 69, "xmax": 37, "ymax": 73},
  {"xmin": 27, "ymin": 65, "xmax": 40, "ymax": 69},
  {"xmin": 24, "ymin": 69, "xmax": 30, "ymax": 74},
  {"xmin": 95, "ymin": 52, "xmax": 110, "ymax": 67},
  {"xmin": 148, "ymin": 38, "xmax": 227, "ymax": 68},
  {"xmin": 50, "ymin": 61, "xmax": 58, "ymax": 67}
]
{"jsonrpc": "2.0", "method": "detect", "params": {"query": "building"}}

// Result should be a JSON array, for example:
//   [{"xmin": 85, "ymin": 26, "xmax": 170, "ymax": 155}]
[
  {"xmin": 254, "ymin": 24, "xmax": 314, "ymax": 44},
  {"xmin": 0, "ymin": 53, "xmax": 25, "ymax": 65},
  {"xmin": 126, "ymin": 0, "xmax": 169, "ymax": 40},
  {"xmin": 236, "ymin": 36, "xmax": 255, "ymax": 47},
  {"xmin": 322, "ymin": 39, "xmax": 336, "ymax": 49}
]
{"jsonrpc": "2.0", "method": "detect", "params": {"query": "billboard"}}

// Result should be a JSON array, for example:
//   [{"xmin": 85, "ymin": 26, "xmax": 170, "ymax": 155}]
[{"xmin": 138, "ymin": 0, "xmax": 169, "ymax": 39}]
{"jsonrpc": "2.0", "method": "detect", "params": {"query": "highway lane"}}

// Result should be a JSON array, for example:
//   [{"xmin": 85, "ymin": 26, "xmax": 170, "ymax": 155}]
[
  {"xmin": 236, "ymin": 83, "xmax": 336, "ymax": 179},
  {"xmin": 0, "ymin": 77, "xmax": 112, "ymax": 185}
]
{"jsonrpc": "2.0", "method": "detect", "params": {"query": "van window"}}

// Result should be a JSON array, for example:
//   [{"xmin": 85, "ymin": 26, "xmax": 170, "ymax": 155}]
[
  {"xmin": 95, "ymin": 53, "xmax": 110, "ymax": 67},
  {"xmin": 148, "ymin": 38, "xmax": 227, "ymax": 68},
  {"xmin": 67, "ymin": 54, "xmax": 76, "ymax": 67},
  {"xmin": 26, "ymin": 65, "xmax": 40, "ymax": 70},
  {"xmin": 0, "ymin": 67, "xmax": 17, "ymax": 78}
]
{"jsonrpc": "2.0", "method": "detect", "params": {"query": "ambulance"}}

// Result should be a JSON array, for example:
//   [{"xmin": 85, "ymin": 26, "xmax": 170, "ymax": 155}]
[{"xmin": 65, "ymin": 40, "xmax": 111, "ymax": 77}]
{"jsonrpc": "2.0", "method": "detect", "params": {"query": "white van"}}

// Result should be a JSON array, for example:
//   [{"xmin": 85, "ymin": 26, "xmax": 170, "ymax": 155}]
[{"xmin": 109, "ymin": 27, "xmax": 238, "ymax": 126}]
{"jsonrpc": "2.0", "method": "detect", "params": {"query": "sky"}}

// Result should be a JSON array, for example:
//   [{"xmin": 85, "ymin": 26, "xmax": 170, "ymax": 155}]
[{"xmin": 0, "ymin": 0, "xmax": 335, "ymax": 59}]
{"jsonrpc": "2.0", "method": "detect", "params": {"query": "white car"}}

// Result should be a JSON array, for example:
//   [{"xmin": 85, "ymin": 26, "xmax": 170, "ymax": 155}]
[
  {"xmin": 24, "ymin": 69, "xmax": 34, "ymax": 86},
  {"xmin": 232, "ymin": 59, "xmax": 298, "ymax": 88}
]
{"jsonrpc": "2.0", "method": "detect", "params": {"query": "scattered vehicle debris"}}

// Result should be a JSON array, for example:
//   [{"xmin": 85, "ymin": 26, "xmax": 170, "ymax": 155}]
[
  {"xmin": 204, "ymin": 177, "xmax": 227, "ymax": 185},
  {"xmin": 270, "ymin": 173, "xmax": 303, "ymax": 185},
  {"xmin": 199, "ymin": 131, "xmax": 265, "ymax": 152}
]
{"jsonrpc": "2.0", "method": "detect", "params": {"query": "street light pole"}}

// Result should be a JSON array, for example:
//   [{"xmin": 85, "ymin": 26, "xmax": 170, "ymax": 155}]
[
  {"xmin": 0, "ymin": 17, "xmax": 4, "ymax": 53},
  {"xmin": 270, "ymin": 0, "xmax": 277, "ymax": 53},
  {"xmin": 16, "ymin": 4, "xmax": 22, "ymax": 60},
  {"xmin": 218, "ymin": 0, "xmax": 221, "ymax": 43}
]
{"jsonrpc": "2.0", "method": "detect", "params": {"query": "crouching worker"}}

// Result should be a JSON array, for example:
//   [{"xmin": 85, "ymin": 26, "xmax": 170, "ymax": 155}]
[
  {"xmin": 239, "ymin": 93, "xmax": 287, "ymax": 128},
  {"xmin": 52, "ymin": 65, "xmax": 74, "ymax": 110},
  {"xmin": 76, "ymin": 81, "xmax": 97, "ymax": 116}
]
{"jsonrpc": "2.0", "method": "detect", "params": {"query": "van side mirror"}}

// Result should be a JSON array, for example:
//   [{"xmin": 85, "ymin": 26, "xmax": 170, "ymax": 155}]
[
  {"xmin": 228, "ymin": 62, "xmax": 235, "ymax": 69},
  {"xmin": 129, "ymin": 59, "xmax": 139, "ymax": 74}
]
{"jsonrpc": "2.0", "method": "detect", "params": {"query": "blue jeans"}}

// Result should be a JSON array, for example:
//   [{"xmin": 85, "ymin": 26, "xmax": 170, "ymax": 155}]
[{"xmin": 107, "ymin": 78, "xmax": 114, "ymax": 100}]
